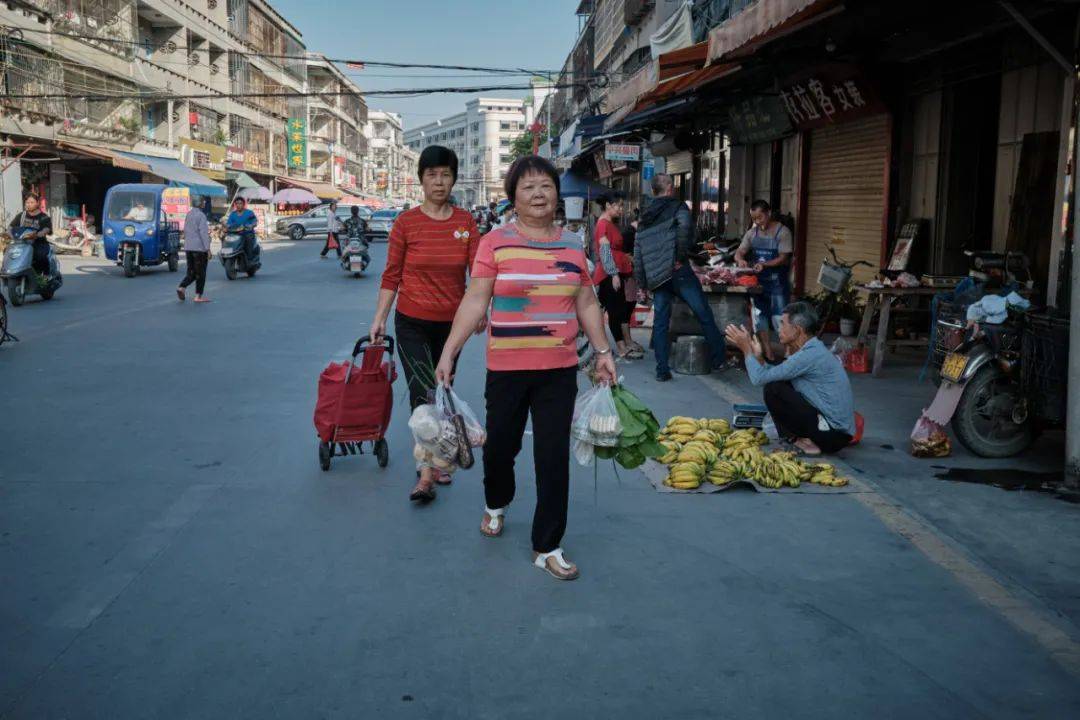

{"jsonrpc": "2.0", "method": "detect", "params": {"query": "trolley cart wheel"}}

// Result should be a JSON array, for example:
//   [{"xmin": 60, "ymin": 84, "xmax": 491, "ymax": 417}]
[
  {"xmin": 375, "ymin": 438, "xmax": 389, "ymax": 468},
  {"xmin": 318, "ymin": 441, "xmax": 332, "ymax": 471}
]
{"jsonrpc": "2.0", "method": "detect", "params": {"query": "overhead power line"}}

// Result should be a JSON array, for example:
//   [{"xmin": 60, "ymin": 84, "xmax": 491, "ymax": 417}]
[
  {"xmin": 6, "ymin": 26, "xmax": 566, "ymax": 77},
  {"xmin": 0, "ymin": 82, "xmax": 585, "ymax": 103}
]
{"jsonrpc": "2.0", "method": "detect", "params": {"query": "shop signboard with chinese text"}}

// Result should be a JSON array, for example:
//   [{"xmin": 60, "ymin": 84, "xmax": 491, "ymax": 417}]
[
  {"xmin": 226, "ymin": 146, "xmax": 245, "ymax": 170},
  {"xmin": 604, "ymin": 143, "xmax": 641, "ymax": 162},
  {"xmin": 287, "ymin": 117, "xmax": 307, "ymax": 170},
  {"xmin": 161, "ymin": 187, "xmax": 191, "ymax": 227},
  {"xmin": 727, "ymin": 96, "xmax": 793, "ymax": 145},
  {"xmin": 180, "ymin": 138, "xmax": 227, "ymax": 180},
  {"xmin": 779, "ymin": 65, "xmax": 885, "ymax": 130}
]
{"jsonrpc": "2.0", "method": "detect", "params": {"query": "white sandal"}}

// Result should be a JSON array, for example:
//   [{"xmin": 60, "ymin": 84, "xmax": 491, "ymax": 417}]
[
  {"xmin": 533, "ymin": 548, "xmax": 579, "ymax": 581},
  {"xmin": 480, "ymin": 507, "xmax": 505, "ymax": 538}
]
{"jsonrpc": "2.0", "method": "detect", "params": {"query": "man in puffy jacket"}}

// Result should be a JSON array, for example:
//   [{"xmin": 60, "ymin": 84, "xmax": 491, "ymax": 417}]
[{"xmin": 633, "ymin": 174, "xmax": 726, "ymax": 381}]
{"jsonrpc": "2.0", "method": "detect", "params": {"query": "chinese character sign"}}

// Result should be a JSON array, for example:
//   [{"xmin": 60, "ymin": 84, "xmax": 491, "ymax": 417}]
[
  {"xmin": 287, "ymin": 117, "xmax": 307, "ymax": 169},
  {"xmin": 726, "ymin": 96, "xmax": 793, "ymax": 145},
  {"xmin": 779, "ymin": 66, "xmax": 882, "ymax": 130}
]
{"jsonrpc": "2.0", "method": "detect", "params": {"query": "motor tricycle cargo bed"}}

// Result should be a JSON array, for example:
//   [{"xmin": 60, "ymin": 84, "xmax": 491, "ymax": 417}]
[{"xmin": 313, "ymin": 336, "xmax": 398, "ymax": 471}]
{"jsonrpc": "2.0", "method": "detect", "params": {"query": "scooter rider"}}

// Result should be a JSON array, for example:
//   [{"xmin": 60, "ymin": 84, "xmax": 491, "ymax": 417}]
[
  {"xmin": 8, "ymin": 194, "xmax": 53, "ymax": 276},
  {"xmin": 225, "ymin": 197, "xmax": 257, "ymax": 260},
  {"xmin": 344, "ymin": 205, "xmax": 366, "ymax": 244}
]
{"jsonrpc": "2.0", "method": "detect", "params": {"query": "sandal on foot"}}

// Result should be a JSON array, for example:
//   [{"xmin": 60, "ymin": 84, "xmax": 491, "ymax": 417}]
[
  {"xmin": 480, "ymin": 507, "xmax": 505, "ymax": 537},
  {"xmin": 434, "ymin": 471, "xmax": 453, "ymax": 485},
  {"xmin": 176, "ymin": 288, "xmax": 185, "ymax": 301},
  {"xmin": 409, "ymin": 480, "xmax": 437, "ymax": 503},
  {"xmin": 793, "ymin": 438, "xmax": 822, "ymax": 456},
  {"xmin": 533, "ymin": 548, "xmax": 579, "ymax": 581}
]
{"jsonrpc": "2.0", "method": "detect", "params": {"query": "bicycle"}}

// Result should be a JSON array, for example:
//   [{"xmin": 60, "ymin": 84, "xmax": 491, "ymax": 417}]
[{"xmin": 814, "ymin": 245, "xmax": 872, "ymax": 337}]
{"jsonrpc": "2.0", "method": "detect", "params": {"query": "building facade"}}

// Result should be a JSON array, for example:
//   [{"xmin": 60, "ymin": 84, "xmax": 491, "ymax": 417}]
[
  {"xmin": 364, "ymin": 110, "xmax": 408, "ymax": 204},
  {"xmin": 302, "ymin": 54, "xmax": 367, "ymax": 196},
  {"xmin": 404, "ymin": 98, "xmax": 526, "ymax": 207}
]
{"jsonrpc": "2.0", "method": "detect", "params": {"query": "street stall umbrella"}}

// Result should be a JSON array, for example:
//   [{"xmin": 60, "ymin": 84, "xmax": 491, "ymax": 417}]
[
  {"xmin": 272, "ymin": 187, "xmax": 320, "ymax": 205},
  {"xmin": 238, "ymin": 186, "xmax": 273, "ymax": 202}
]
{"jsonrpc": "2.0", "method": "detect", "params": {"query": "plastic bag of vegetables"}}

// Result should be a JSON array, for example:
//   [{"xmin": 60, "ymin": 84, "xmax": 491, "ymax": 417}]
[
  {"xmin": 571, "ymin": 383, "xmax": 622, "ymax": 457},
  {"xmin": 604, "ymin": 385, "xmax": 665, "ymax": 469}
]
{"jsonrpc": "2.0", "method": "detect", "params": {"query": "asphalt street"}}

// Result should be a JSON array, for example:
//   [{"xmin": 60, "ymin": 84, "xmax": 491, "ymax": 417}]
[{"xmin": 1, "ymin": 240, "xmax": 1079, "ymax": 719}]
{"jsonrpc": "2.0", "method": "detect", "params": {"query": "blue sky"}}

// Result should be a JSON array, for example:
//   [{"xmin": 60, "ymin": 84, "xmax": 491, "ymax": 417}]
[{"xmin": 271, "ymin": 0, "xmax": 582, "ymax": 128}]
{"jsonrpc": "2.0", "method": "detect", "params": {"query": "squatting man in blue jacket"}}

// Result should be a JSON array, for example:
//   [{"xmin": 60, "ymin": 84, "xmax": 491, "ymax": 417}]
[{"xmin": 726, "ymin": 301, "xmax": 855, "ymax": 456}]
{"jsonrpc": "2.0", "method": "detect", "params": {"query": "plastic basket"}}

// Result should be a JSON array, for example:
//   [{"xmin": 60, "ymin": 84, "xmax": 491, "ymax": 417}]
[
  {"xmin": 931, "ymin": 301, "xmax": 967, "ymax": 369},
  {"xmin": 1021, "ymin": 313, "xmax": 1069, "ymax": 425},
  {"xmin": 818, "ymin": 261, "xmax": 852, "ymax": 293}
]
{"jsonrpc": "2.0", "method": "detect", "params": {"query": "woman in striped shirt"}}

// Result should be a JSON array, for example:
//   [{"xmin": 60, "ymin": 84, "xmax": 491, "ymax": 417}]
[
  {"xmin": 371, "ymin": 146, "xmax": 481, "ymax": 503},
  {"xmin": 435, "ymin": 156, "xmax": 617, "ymax": 581}
]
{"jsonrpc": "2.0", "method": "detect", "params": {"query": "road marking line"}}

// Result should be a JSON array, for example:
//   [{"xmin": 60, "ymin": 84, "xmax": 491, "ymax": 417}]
[{"xmin": 694, "ymin": 372, "xmax": 1080, "ymax": 677}]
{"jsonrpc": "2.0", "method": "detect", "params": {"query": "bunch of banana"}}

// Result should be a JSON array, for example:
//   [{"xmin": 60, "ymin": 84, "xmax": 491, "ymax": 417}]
[
  {"xmin": 663, "ymin": 416, "xmax": 700, "ymax": 444},
  {"xmin": 757, "ymin": 452, "xmax": 805, "ymax": 489},
  {"xmin": 707, "ymin": 459, "xmax": 741, "ymax": 486},
  {"xmin": 690, "ymin": 428, "xmax": 722, "ymax": 445},
  {"xmin": 663, "ymin": 461, "xmax": 705, "ymax": 489},
  {"xmin": 676, "ymin": 441, "xmax": 719, "ymax": 466},
  {"xmin": 722, "ymin": 429, "xmax": 766, "ymax": 463},
  {"xmin": 657, "ymin": 439, "xmax": 681, "ymax": 465},
  {"xmin": 705, "ymin": 418, "xmax": 732, "ymax": 435},
  {"xmin": 805, "ymin": 462, "xmax": 850, "ymax": 487}
]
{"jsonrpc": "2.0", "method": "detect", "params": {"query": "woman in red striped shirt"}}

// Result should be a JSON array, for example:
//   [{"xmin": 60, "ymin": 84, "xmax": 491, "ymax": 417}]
[{"xmin": 371, "ymin": 146, "xmax": 481, "ymax": 503}]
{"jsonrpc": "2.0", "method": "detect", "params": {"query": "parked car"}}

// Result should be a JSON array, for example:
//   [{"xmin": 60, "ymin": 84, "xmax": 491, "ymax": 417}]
[
  {"xmin": 366, "ymin": 209, "xmax": 401, "ymax": 241},
  {"xmin": 275, "ymin": 205, "xmax": 369, "ymax": 241}
]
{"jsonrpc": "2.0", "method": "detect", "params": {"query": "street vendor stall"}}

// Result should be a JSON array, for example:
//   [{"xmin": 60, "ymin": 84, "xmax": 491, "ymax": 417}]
[{"xmin": 669, "ymin": 283, "xmax": 761, "ymax": 336}]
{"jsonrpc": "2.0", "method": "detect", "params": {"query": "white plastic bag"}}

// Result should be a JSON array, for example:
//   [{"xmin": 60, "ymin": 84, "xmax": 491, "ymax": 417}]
[
  {"xmin": 571, "ymin": 384, "xmax": 622, "ymax": 448},
  {"xmin": 436, "ymin": 385, "xmax": 486, "ymax": 448},
  {"xmin": 408, "ymin": 403, "xmax": 460, "ymax": 473}
]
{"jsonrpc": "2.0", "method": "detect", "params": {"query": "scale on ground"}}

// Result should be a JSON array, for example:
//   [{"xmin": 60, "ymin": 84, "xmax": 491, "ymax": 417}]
[{"xmin": 732, "ymin": 403, "xmax": 769, "ymax": 429}]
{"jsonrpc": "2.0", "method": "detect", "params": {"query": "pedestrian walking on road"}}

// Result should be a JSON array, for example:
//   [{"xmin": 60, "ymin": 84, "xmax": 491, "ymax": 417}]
[
  {"xmin": 371, "ymin": 145, "xmax": 481, "ymax": 502},
  {"xmin": 591, "ymin": 193, "xmax": 642, "ymax": 359},
  {"xmin": 435, "ymin": 155, "xmax": 618, "ymax": 582},
  {"xmin": 633, "ymin": 173, "xmax": 726, "ymax": 381},
  {"xmin": 320, "ymin": 201, "xmax": 343, "ymax": 258},
  {"xmin": 177, "ymin": 197, "xmax": 212, "ymax": 303}
]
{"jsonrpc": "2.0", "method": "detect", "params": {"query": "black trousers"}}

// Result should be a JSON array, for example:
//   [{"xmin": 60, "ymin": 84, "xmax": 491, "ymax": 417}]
[
  {"xmin": 32, "ymin": 239, "xmax": 50, "ymax": 275},
  {"xmin": 483, "ymin": 367, "xmax": 577, "ymax": 553},
  {"xmin": 394, "ymin": 311, "xmax": 454, "ymax": 411},
  {"xmin": 597, "ymin": 275, "xmax": 629, "ymax": 342},
  {"xmin": 763, "ymin": 381, "xmax": 851, "ymax": 454},
  {"xmin": 179, "ymin": 251, "xmax": 208, "ymax": 294},
  {"xmin": 320, "ymin": 232, "xmax": 341, "ymax": 258}
]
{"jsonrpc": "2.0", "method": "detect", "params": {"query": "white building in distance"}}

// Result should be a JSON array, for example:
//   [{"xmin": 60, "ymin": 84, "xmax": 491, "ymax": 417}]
[{"xmin": 404, "ymin": 98, "xmax": 527, "ymax": 207}]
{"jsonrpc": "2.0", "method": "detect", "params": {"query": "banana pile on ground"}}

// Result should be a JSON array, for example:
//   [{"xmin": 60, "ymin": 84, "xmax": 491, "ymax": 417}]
[
  {"xmin": 804, "ymin": 462, "xmax": 849, "ymax": 487},
  {"xmin": 656, "ymin": 416, "xmax": 850, "ymax": 491}
]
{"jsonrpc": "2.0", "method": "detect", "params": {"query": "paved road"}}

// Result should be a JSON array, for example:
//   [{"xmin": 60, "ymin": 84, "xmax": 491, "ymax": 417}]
[{"xmin": 2, "ymin": 241, "xmax": 1079, "ymax": 719}]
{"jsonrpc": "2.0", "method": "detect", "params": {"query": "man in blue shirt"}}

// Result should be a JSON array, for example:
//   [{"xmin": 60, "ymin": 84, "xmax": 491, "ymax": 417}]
[
  {"xmin": 726, "ymin": 301, "xmax": 855, "ymax": 455},
  {"xmin": 225, "ymin": 197, "xmax": 257, "ymax": 260}
]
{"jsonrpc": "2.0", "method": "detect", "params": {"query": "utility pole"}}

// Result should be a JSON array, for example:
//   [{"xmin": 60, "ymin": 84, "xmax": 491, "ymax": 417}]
[{"xmin": 1068, "ymin": 106, "xmax": 1080, "ymax": 490}]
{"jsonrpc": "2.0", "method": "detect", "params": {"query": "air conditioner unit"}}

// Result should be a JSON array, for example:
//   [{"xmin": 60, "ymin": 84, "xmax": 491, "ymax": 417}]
[{"xmin": 163, "ymin": 40, "xmax": 177, "ymax": 54}]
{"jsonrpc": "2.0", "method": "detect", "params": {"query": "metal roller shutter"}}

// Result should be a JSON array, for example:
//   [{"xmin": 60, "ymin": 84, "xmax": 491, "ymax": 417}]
[{"xmin": 804, "ymin": 114, "xmax": 889, "ymax": 288}]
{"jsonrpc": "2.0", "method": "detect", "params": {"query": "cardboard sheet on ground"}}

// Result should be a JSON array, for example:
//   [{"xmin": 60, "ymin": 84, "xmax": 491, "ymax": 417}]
[{"xmin": 642, "ymin": 460, "xmax": 860, "ymax": 495}]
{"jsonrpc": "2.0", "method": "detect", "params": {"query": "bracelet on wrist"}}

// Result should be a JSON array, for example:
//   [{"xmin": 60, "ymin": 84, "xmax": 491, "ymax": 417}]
[{"xmin": 595, "ymin": 347, "xmax": 612, "ymax": 356}]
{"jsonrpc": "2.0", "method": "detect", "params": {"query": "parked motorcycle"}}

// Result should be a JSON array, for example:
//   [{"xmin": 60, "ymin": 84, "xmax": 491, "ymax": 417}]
[
  {"xmin": 219, "ymin": 228, "xmax": 261, "ymax": 280},
  {"xmin": 1, "ymin": 227, "xmax": 63, "ymax": 306},
  {"xmin": 927, "ymin": 251, "xmax": 1065, "ymax": 458}
]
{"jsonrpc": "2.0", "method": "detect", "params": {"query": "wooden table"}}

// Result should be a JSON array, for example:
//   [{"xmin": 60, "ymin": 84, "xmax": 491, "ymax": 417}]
[
  {"xmin": 669, "ymin": 284, "xmax": 761, "ymax": 336},
  {"xmin": 856, "ymin": 286, "xmax": 940, "ymax": 376}
]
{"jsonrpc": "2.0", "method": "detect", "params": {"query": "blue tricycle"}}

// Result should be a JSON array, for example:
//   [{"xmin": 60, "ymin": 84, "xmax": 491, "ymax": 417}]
[{"xmin": 102, "ymin": 184, "xmax": 181, "ymax": 277}]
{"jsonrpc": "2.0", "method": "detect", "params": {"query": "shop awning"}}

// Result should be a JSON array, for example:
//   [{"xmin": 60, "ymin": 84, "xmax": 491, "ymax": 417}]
[
  {"xmin": 708, "ymin": 0, "xmax": 844, "ymax": 63},
  {"xmin": 658, "ymin": 41, "xmax": 709, "ymax": 82},
  {"xmin": 118, "ymin": 152, "xmax": 227, "ymax": 196},
  {"xmin": 276, "ymin": 176, "xmax": 343, "ymax": 201},
  {"xmin": 632, "ymin": 62, "xmax": 741, "ymax": 114},
  {"xmin": 59, "ymin": 142, "xmax": 152, "ymax": 172},
  {"xmin": 228, "ymin": 171, "xmax": 261, "ymax": 189},
  {"xmin": 617, "ymin": 97, "xmax": 699, "ymax": 133}
]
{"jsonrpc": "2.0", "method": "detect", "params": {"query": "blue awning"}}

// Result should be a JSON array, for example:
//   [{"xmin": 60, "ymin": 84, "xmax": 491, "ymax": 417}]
[{"xmin": 119, "ymin": 152, "xmax": 227, "ymax": 197}]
